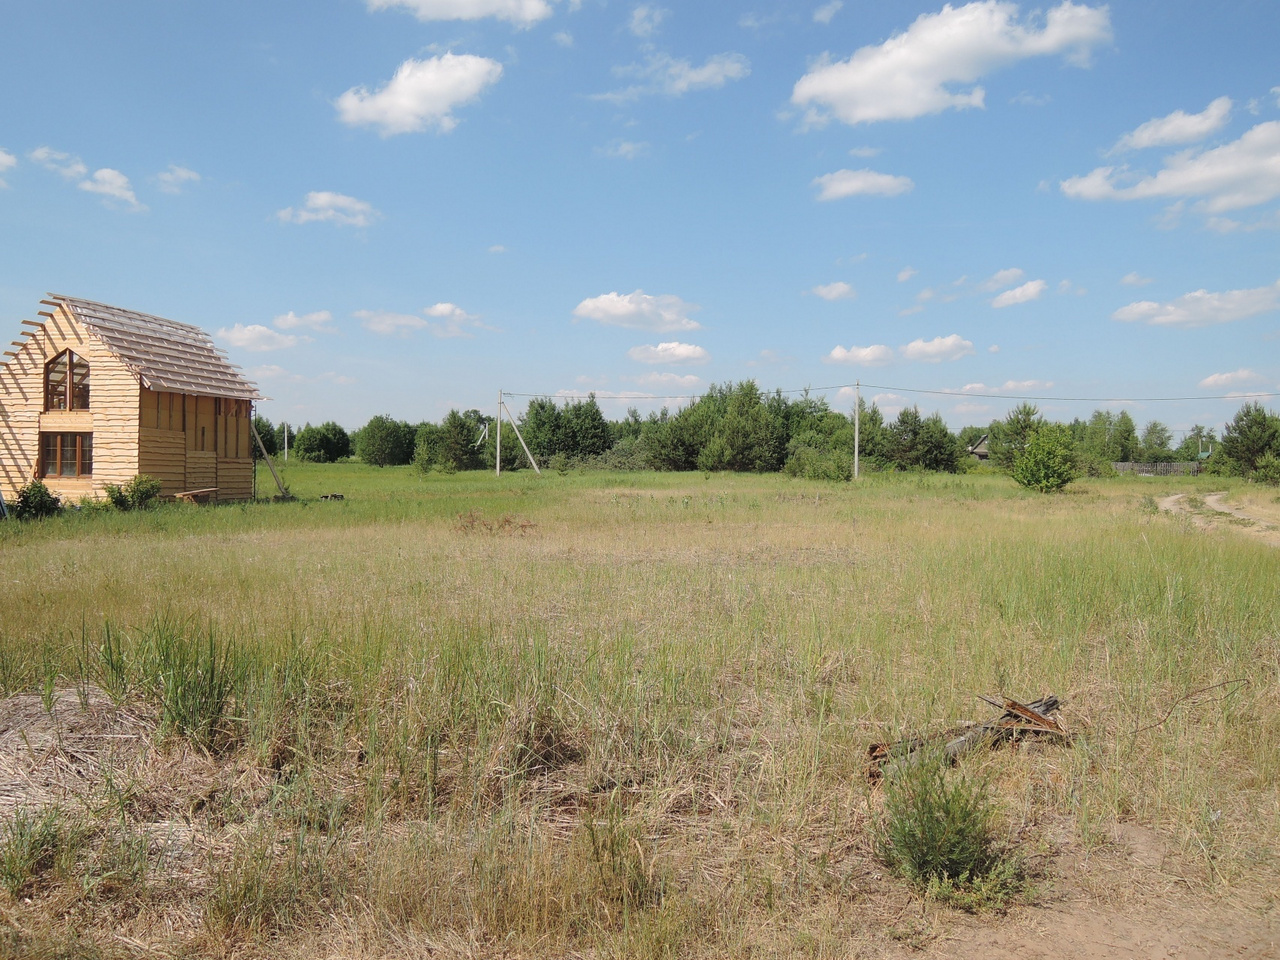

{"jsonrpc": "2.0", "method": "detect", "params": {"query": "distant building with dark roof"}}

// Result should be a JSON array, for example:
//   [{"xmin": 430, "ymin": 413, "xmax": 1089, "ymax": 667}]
[{"xmin": 1, "ymin": 295, "xmax": 262, "ymax": 503}]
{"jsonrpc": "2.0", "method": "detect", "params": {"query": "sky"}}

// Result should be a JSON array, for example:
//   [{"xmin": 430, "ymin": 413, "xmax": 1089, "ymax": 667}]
[{"xmin": 2, "ymin": 0, "xmax": 1278, "ymax": 437}]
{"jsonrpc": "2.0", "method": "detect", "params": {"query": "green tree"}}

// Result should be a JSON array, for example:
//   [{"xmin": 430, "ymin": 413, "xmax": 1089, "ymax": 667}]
[
  {"xmin": 1218, "ymin": 402, "xmax": 1280, "ymax": 476},
  {"xmin": 252, "ymin": 414, "xmax": 277, "ymax": 459},
  {"xmin": 292, "ymin": 421, "xmax": 351, "ymax": 463},
  {"xmin": 1011, "ymin": 424, "xmax": 1078, "ymax": 492},
  {"xmin": 356, "ymin": 415, "xmax": 415, "ymax": 467},
  {"xmin": 988, "ymin": 403, "xmax": 1043, "ymax": 470},
  {"xmin": 1112, "ymin": 411, "xmax": 1138, "ymax": 462},
  {"xmin": 1173, "ymin": 425, "xmax": 1216, "ymax": 462},
  {"xmin": 1138, "ymin": 420, "xmax": 1174, "ymax": 463},
  {"xmin": 562, "ymin": 394, "xmax": 611, "ymax": 458},
  {"xmin": 436, "ymin": 409, "xmax": 484, "ymax": 471}
]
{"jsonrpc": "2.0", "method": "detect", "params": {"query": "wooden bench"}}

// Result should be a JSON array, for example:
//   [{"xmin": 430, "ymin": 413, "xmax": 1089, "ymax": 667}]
[{"xmin": 174, "ymin": 487, "xmax": 218, "ymax": 504}]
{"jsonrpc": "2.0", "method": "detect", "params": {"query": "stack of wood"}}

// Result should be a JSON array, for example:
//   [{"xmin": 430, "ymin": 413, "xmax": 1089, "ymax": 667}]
[{"xmin": 868, "ymin": 695, "xmax": 1066, "ymax": 781}]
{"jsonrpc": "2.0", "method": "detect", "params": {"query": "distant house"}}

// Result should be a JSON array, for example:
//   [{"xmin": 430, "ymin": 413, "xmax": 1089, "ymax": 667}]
[
  {"xmin": 967, "ymin": 433, "xmax": 990, "ymax": 461},
  {"xmin": 0, "ymin": 295, "xmax": 261, "ymax": 504}
]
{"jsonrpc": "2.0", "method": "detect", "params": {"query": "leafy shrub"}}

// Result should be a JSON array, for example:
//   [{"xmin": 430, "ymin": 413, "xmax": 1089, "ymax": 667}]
[
  {"xmin": 103, "ymin": 474, "xmax": 162, "ymax": 511},
  {"xmin": 874, "ymin": 751, "xmax": 1021, "ymax": 910},
  {"xmin": 12, "ymin": 480, "xmax": 61, "ymax": 520},
  {"xmin": 783, "ymin": 445, "xmax": 853, "ymax": 481},
  {"xmin": 1254, "ymin": 451, "xmax": 1280, "ymax": 486},
  {"xmin": 1011, "ymin": 424, "xmax": 1077, "ymax": 492}
]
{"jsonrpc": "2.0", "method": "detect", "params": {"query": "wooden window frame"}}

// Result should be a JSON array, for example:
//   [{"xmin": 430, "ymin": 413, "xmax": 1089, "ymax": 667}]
[
  {"xmin": 39, "ymin": 432, "xmax": 93, "ymax": 478},
  {"xmin": 44, "ymin": 350, "xmax": 91, "ymax": 411}
]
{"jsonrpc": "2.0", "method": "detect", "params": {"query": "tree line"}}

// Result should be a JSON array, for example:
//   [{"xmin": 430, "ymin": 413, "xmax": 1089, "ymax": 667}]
[{"xmin": 251, "ymin": 385, "xmax": 1280, "ymax": 489}]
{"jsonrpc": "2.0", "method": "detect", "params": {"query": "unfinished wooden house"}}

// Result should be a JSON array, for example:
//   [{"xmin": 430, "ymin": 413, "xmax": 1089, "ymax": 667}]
[{"xmin": 0, "ymin": 295, "xmax": 262, "ymax": 504}]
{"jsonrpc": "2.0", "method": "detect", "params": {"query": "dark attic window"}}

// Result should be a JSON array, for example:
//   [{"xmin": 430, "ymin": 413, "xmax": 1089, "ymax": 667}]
[{"xmin": 45, "ymin": 350, "xmax": 91, "ymax": 410}]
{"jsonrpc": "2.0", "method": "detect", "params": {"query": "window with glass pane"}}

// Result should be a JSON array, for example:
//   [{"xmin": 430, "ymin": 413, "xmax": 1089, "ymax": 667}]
[
  {"xmin": 44, "ymin": 351, "xmax": 90, "ymax": 410},
  {"xmin": 46, "ymin": 353, "xmax": 68, "ymax": 409},
  {"xmin": 39, "ymin": 432, "xmax": 93, "ymax": 477}
]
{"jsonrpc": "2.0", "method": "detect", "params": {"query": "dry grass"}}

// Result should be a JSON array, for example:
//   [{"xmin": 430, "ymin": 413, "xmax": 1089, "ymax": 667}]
[{"xmin": 0, "ymin": 466, "xmax": 1276, "ymax": 957}]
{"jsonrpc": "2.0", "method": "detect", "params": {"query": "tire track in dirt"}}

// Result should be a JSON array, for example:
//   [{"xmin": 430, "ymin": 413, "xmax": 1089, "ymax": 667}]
[{"xmin": 1159, "ymin": 492, "xmax": 1280, "ymax": 548}]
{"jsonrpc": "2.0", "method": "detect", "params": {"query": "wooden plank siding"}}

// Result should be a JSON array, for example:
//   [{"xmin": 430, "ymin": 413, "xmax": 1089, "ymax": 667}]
[{"xmin": 1, "ymin": 303, "xmax": 258, "ymax": 503}]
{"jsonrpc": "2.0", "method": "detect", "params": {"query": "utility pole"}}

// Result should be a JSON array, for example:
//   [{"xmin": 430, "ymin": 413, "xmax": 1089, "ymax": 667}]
[
  {"xmin": 496, "ymin": 390, "xmax": 502, "ymax": 477},
  {"xmin": 854, "ymin": 380, "xmax": 860, "ymax": 480},
  {"xmin": 283, "ymin": 422, "xmax": 288, "ymax": 461}
]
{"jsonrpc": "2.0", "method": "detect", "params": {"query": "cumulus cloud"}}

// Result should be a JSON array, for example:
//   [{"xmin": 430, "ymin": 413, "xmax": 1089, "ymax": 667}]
[
  {"xmin": 277, "ymin": 191, "xmax": 381, "ymax": 227},
  {"xmin": 812, "ymin": 281, "xmax": 855, "ymax": 300},
  {"xmin": 1199, "ymin": 369, "xmax": 1262, "ymax": 389},
  {"xmin": 628, "ymin": 341, "xmax": 709, "ymax": 364},
  {"xmin": 218, "ymin": 324, "xmax": 304, "ymax": 351},
  {"xmin": 1062, "ymin": 121, "xmax": 1280, "ymax": 213},
  {"xmin": 156, "ymin": 165, "xmax": 200, "ymax": 194},
  {"xmin": 897, "ymin": 266, "xmax": 917, "ymax": 282},
  {"xmin": 29, "ymin": 147, "xmax": 87, "ymax": 180},
  {"xmin": 813, "ymin": 168, "xmax": 913, "ymax": 200},
  {"xmin": 791, "ymin": 1, "xmax": 1111, "ymax": 127},
  {"xmin": 336, "ymin": 55, "xmax": 503, "ymax": 135},
  {"xmin": 1112, "ymin": 280, "xmax": 1280, "ymax": 327},
  {"xmin": 273, "ymin": 310, "xmax": 335, "ymax": 332},
  {"xmin": 249, "ymin": 365, "xmax": 355, "ymax": 386},
  {"xmin": 366, "ymin": 0, "xmax": 554, "ymax": 27},
  {"xmin": 629, "ymin": 5, "xmax": 668, "ymax": 37},
  {"xmin": 78, "ymin": 168, "xmax": 143, "ymax": 209},
  {"xmin": 1121, "ymin": 271, "xmax": 1153, "ymax": 286},
  {"xmin": 597, "ymin": 139, "xmax": 650, "ymax": 159},
  {"xmin": 573, "ymin": 290, "xmax": 700, "ymax": 332},
  {"xmin": 901, "ymin": 334, "xmax": 975, "ymax": 362},
  {"xmin": 813, "ymin": 1, "xmax": 843, "ymax": 25},
  {"xmin": 1110, "ymin": 97, "xmax": 1232, "ymax": 153},
  {"xmin": 991, "ymin": 278, "xmax": 1046, "ymax": 307},
  {"xmin": 553, "ymin": 31, "xmax": 573, "ymax": 46},
  {"xmin": 0, "ymin": 148, "xmax": 15, "ymax": 187},
  {"xmin": 871, "ymin": 392, "xmax": 907, "ymax": 416},
  {"xmin": 357, "ymin": 303, "xmax": 492, "ymax": 337},
  {"xmin": 826, "ymin": 344, "xmax": 893, "ymax": 365},
  {"xmin": 596, "ymin": 51, "xmax": 749, "ymax": 102},
  {"xmin": 982, "ymin": 266, "xmax": 1024, "ymax": 290}
]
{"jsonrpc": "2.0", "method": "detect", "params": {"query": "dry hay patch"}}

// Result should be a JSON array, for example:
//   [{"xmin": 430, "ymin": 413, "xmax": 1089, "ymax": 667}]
[{"xmin": 0, "ymin": 686, "xmax": 153, "ymax": 817}]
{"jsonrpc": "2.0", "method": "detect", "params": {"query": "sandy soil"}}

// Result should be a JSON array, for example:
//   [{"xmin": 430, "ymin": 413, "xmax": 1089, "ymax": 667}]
[{"xmin": 1158, "ymin": 492, "xmax": 1280, "ymax": 548}]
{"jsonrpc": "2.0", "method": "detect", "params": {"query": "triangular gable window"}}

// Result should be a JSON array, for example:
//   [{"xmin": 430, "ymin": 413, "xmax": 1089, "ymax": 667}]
[{"xmin": 45, "ymin": 350, "xmax": 91, "ymax": 411}]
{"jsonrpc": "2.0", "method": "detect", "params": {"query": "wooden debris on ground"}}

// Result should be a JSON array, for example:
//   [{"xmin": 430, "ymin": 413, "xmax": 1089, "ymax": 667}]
[{"xmin": 868, "ymin": 695, "xmax": 1067, "ymax": 781}]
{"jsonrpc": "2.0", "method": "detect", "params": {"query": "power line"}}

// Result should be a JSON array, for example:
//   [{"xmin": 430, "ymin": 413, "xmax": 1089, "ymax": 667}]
[{"xmin": 501, "ymin": 383, "xmax": 1279, "ymax": 404}]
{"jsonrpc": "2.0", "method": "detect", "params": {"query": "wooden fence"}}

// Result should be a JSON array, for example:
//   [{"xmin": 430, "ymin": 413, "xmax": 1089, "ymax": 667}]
[{"xmin": 1112, "ymin": 461, "xmax": 1201, "ymax": 476}]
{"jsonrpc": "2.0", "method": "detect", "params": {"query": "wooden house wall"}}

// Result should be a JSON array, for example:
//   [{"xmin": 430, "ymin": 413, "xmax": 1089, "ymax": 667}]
[
  {"xmin": 0, "ymin": 307, "xmax": 140, "ymax": 502},
  {"xmin": 1, "ymin": 308, "xmax": 257, "ymax": 504}
]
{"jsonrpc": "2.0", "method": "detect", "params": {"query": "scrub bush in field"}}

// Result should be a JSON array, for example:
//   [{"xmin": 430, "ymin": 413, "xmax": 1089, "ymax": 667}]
[
  {"xmin": 12, "ymin": 479, "xmax": 61, "ymax": 520},
  {"xmin": 103, "ymin": 474, "xmax": 162, "ymax": 511},
  {"xmin": 1011, "ymin": 424, "xmax": 1077, "ymax": 492},
  {"xmin": 874, "ymin": 751, "xmax": 1022, "ymax": 910}
]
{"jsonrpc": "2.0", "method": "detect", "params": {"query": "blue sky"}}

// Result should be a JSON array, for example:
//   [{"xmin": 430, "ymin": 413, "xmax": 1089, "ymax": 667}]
[{"xmin": 2, "ymin": 1, "xmax": 1278, "ymax": 436}]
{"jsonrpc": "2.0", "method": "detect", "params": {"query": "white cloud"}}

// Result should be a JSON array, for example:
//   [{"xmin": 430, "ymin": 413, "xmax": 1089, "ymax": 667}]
[
  {"xmin": 574, "ymin": 290, "xmax": 700, "ymax": 332},
  {"xmin": 872, "ymin": 392, "xmax": 907, "ymax": 416},
  {"xmin": 356, "ymin": 309, "xmax": 427, "ymax": 336},
  {"xmin": 218, "ymin": 324, "xmax": 304, "ymax": 351},
  {"xmin": 813, "ymin": 168, "xmax": 913, "ymax": 200},
  {"xmin": 597, "ymin": 139, "xmax": 650, "ymax": 160},
  {"xmin": 250, "ymin": 365, "xmax": 355, "ymax": 386},
  {"xmin": 1062, "ymin": 121, "xmax": 1280, "ymax": 214},
  {"xmin": 157, "ymin": 165, "xmax": 200, "ymax": 194},
  {"xmin": 981, "ymin": 266, "xmax": 1024, "ymax": 291},
  {"xmin": 629, "ymin": 5, "xmax": 668, "ymax": 37},
  {"xmin": 791, "ymin": 1, "xmax": 1111, "ymax": 127},
  {"xmin": 78, "ymin": 168, "xmax": 143, "ymax": 209},
  {"xmin": 812, "ymin": 281, "xmax": 855, "ymax": 300},
  {"xmin": 366, "ymin": 0, "xmax": 554, "ymax": 27},
  {"xmin": 0, "ymin": 148, "xmax": 15, "ymax": 187},
  {"xmin": 1112, "ymin": 280, "xmax": 1280, "ymax": 328},
  {"xmin": 1199, "ymin": 369, "xmax": 1261, "ymax": 389},
  {"xmin": 1111, "ymin": 97, "xmax": 1232, "ymax": 153},
  {"xmin": 628, "ymin": 341, "xmax": 709, "ymax": 364},
  {"xmin": 897, "ymin": 266, "xmax": 917, "ymax": 282},
  {"xmin": 553, "ymin": 31, "xmax": 573, "ymax": 46},
  {"xmin": 848, "ymin": 146, "xmax": 880, "ymax": 158},
  {"xmin": 991, "ymin": 278, "xmax": 1046, "ymax": 307},
  {"xmin": 826, "ymin": 343, "xmax": 893, "ymax": 365},
  {"xmin": 277, "ymin": 191, "xmax": 381, "ymax": 227},
  {"xmin": 597, "ymin": 51, "xmax": 750, "ymax": 102},
  {"xmin": 1002, "ymin": 378, "xmax": 1052, "ymax": 391},
  {"xmin": 1121, "ymin": 271, "xmax": 1153, "ymax": 286},
  {"xmin": 988, "ymin": 344, "xmax": 1000, "ymax": 353},
  {"xmin": 813, "ymin": 1, "xmax": 843, "ymax": 25},
  {"xmin": 901, "ymin": 334, "xmax": 975, "ymax": 362},
  {"xmin": 29, "ymin": 147, "xmax": 87, "ymax": 180},
  {"xmin": 336, "ymin": 54, "xmax": 503, "ymax": 135},
  {"xmin": 489, "ymin": 244, "xmax": 507, "ymax": 253},
  {"xmin": 273, "ymin": 310, "xmax": 335, "ymax": 332}
]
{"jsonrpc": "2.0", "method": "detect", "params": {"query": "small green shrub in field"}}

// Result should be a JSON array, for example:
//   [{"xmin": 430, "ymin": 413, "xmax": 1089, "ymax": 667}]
[
  {"xmin": 104, "ymin": 474, "xmax": 162, "ymax": 511},
  {"xmin": 12, "ymin": 480, "xmax": 61, "ymax": 520},
  {"xmin": 1011, "ymin": 424, "xmax": 1078, "ymax": 493},
  {"xmin": 1254, "ymin": 451, "xmax": 1280, "ymax": 486},
  {"xmin": 0, "ymin": 807, "xmax": 75, "ymax": 896},
  {"xmin": 874, "ymin": 751, "xmax": 1022, "ymax": 911}
]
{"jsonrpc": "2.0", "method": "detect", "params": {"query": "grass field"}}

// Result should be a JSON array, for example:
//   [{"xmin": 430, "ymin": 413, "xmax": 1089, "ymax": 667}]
[{"xmin": 1, "ymin": 464, "xmax": 1277, "ymax": 958}]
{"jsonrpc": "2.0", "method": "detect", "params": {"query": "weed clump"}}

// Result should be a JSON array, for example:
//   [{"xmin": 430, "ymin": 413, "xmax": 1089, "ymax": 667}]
[{"xmin": 873, "ymin": 750, "xmax": 1022, "ymax": 911}]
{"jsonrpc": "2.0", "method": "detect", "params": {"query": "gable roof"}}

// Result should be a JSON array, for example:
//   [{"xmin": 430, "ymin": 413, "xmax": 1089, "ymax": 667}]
[{"xmin": 40, "ymin": 294, "xmax": 262, "ymax": 401}]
